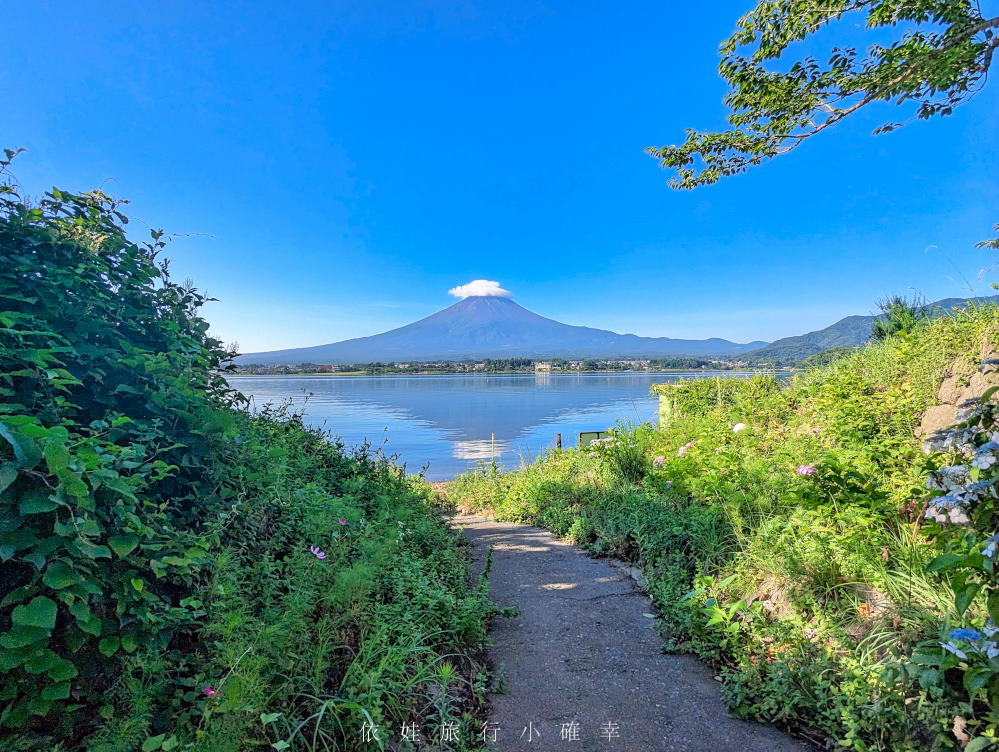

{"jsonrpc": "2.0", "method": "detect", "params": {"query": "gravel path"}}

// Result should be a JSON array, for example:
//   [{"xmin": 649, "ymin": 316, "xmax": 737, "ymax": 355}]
[{"xmin": 453, "ymin": 513, "xmax": 812, "ymax": 752}]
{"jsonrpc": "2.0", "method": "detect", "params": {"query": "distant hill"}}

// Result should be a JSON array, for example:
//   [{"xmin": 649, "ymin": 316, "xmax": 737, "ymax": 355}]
[
  {"xmin": 238, "ymin": 295, "xmax": 768, "ymax": 365},
  {"xmin": 744, "ymin": 296, "xmax": 999, "ymax": 366}
]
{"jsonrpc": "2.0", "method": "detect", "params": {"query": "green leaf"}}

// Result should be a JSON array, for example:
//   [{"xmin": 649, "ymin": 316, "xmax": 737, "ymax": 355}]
[
  {"xmin": 966, "ymin": 737, "xmax": 994, "ymax": 752},
  {"xmin": 64, "ymin": 626, "xmax": 86, "ymax": 653},
  {"xmin": 917, "ymin": 668, "xmax": 939, "ymax": 689},
  {"xmin": 42, "ymin": 560, "xmax": 80, "ymax": 590},
  {"xmin": 43, "ymin": 440, "xmax": 71, "ymax": 475},
  {"xmin": 142, "ymin": 734, "xmax": 166, "ymax": 752},
  {"xmin": 130, "ymin": 578, "xmax": 145, "ymax": 593},
  {"xmin": 909, "ymin": 651, "xmax": 943, "ymax": 666},
  {"xmin": 46, "ymin": 658, "xmax": 78, "ymax": 681},
  {"xmin": 18, "ymin": 489, "xmax": 59, "ymax": 515},
  {"xmin": 24, "ymin": 648, "xmax": 66, "ymax": 675},
  {"xmin": 40, "ymin": 682, "xmax": 71, "ymax": 701},
  {"xmin": 0, "ymin": 645, "xmax": 33, "ymax": 671},
  {"xmin": 0, "ymin": 420, "xmax": 42, "ymax": 469},
  {"xmin": 0, "ymin": 625, "xmax": 50, "ymax": 649},
  {"xmin": 956, "ymin": 583, "xmax": 982, "ymax": 617},
  {"xmin": 0, "ymin": 462, "xmax": 17, "ymax": 493},
  {"xmin": 272, "ymin": 742, "xmax": 290, "ymax": 751},
  {"xmin": 964, "ymin": 666, "xmax": 992, "ymax": 694},
  {"xmin": 11, "ymin": 596, "xmax": 57, "ymax": 630},
  {"xmin": 75, "ymin": 540, "xmax": 112, "ymax": 560},
  {"xmin": 67, "ymin": 599, "xmax": 91, "ymax": 623},
  {"xmin": 260, "ymin": 712, "xmax": 281, "ymax": 724},
  {"xmin": 67, "ymin": 600, "xmax": 100, "ymax": 636},
  {"xmin": 98, "ymin": 637, "xmax": 120, "ymax": 657},
  {"xmin": 107, "ymin": 534, "xmax": 139, "ymax": 558},
  {"xmin": 987, "ymin": 592, "xmax": 999, "ymax": 627},
  {"xmin": 120, "ymin": 634, "xmax": 138, "ymax": 653},
  {"xmin": 926, "ymin": 553, "xmax": 964, "ymax": 573}
]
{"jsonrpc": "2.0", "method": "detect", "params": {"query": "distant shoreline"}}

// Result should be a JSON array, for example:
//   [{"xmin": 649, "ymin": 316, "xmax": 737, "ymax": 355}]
[{"xmin": 227, "ymin": 368, "xmax": 787, "ymax": 377}]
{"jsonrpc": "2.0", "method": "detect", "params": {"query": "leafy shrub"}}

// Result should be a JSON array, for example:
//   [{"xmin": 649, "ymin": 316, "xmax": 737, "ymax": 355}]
[
  {"xmin": 0, "ymin": 149, "xmax": 238, "ymax": 732},
  {"xmin": 0, "ymin": 152, "xmax": 491, "ymax": 751},
  {"xmin": 585, "ymin": 424, "xmax": 652, "ymax": 482},
  {"xmin": 871, "ymin": 295, "xmax": 929, "ymax": 342}
]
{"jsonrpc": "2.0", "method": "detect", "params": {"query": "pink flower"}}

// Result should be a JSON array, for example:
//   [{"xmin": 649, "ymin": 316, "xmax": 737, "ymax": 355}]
[
  {"xmin": 796, "ymin": 465, "xmax": 817, "ymax": 476},
  {"xmin": 685, "ymin": 440, "xmax": 696, "ymax": 448},
  {"xmin": 652, "ymin": 455, "xmax": 666, "ymax": 468},
  {"xmin": 309, "ymin": 545, "xmax": 326, "ymax": 560},
  {"xmin": 721, "ymin": 470, "xmax": 729, "ymax": 475},
  {"xmin": 204, "ymin": 685, "xmax": 216, "ymax": 697},
  {"xmin": 337, "ymin": 518, "xmax": 347, "ymax": 526}
]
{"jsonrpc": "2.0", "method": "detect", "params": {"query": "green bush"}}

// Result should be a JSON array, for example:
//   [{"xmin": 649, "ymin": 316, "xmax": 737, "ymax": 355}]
[
  {"xmin": 0, "ymin": 151, "xmax": 238, "ymax": 733},
  {"xmin": 1, "ymin": 152, "xmax": 491, "ymax": 751}
]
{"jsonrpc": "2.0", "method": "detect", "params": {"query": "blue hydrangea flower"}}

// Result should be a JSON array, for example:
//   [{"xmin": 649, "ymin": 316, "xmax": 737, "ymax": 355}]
[{"xmin": 949, "ymin": 628, "xmax": 982, "ymax": 642}]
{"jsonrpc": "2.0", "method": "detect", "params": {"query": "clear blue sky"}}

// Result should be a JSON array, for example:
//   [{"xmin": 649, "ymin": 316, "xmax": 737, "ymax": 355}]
[{"xmin": 4, "ymin": 1, "xmax": 997, "ymax": 350}]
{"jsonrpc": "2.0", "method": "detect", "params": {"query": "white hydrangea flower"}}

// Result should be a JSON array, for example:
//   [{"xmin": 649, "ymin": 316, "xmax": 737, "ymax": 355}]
[
  {"xmin": 941, "ymin": 641, "xmax": 968, "ymax": 659},
  {"xmin": 949, "ymin": 508, "xmax": 971, "ymax": 525}
]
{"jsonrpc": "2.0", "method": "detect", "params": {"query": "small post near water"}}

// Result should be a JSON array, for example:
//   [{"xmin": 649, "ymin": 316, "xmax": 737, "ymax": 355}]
[{"xmin": 556, "ymin": 432, "xmax": 562, "ymax": 450}]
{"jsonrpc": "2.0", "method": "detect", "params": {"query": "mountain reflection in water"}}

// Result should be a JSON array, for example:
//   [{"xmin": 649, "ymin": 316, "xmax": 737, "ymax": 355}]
[{"xmin": 226, "ymin": 372, "xmax": 761, "ymax": 480}]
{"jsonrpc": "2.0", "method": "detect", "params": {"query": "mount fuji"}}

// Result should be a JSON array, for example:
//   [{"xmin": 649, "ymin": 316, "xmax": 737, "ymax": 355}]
[{"xmin": 237, "ymin": 295, "xmax": 767, "ymax": 365}]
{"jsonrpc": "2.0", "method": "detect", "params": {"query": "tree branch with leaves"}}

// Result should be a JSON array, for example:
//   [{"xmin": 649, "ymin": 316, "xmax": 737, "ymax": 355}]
[{"xmin": 648, "ymin": 0, "xmax": 997, "ymax": 194}]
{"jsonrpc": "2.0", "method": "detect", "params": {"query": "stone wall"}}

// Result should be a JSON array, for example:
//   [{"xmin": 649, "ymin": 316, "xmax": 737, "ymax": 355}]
[{"xmin": 916, "ymin": 340, "xmax": 999, "ymax": 447}]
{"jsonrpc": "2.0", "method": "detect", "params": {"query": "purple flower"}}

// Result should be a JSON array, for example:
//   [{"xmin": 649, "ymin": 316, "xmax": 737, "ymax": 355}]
[
  {"xmin": 337, "ymin": 518, "xmax": 347, "ymax": 526},
  {"xmin": 796, "ymin": 465, "xmax": 817, "ymax": 476},
  {"xmin": 309, "ymin": 545, "xmax": 326, "ymax": 560},
  {"xmin": 204, "ymin": 685, "xmax": 216, "ymax": 697}
]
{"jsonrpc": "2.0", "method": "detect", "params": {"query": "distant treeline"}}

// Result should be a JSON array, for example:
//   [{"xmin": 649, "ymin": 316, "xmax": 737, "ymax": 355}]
[{"xmin": 235, "ymin": 356, "xmax": 743, "ymax": 375}]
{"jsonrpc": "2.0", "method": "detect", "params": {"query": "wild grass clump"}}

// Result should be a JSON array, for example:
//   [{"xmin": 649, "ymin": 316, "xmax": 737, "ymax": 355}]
[
  {"xmin": 448, "ymin": 306, "xmax": 999, "ymax": 751},
  {"xmin": 0, "ymin": 154, "xmax": 490, "ymax": 752}
]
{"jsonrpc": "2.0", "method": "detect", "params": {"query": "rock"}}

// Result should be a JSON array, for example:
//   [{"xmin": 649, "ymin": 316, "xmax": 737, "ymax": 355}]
[
  {"xmin": 937, "ymin": 372, "xmax": 963, "ymax": 404},
  {"xmin": 917, "ymin": 404, "xmax": 958, "ymax": 439},
  {"xmin": 625, "ymin": 566, "xmax": 647, "ymax": 589},
  {"xmin": 964, "ymin": 371, "xmax": 990, "ymax": 401}
]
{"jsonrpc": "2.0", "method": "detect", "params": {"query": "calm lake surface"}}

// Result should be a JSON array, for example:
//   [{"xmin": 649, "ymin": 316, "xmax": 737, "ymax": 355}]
[{"xmin": 226, "ymin": 372, "xmax": 761, "ymax": 480}]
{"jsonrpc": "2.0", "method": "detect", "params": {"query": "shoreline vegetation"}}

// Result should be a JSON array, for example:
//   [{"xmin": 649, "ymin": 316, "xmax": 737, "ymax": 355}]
[
  {"xmin": 234, "ymin": 357, "xmax": 780, "ymax": 376},
  {"xmin": 1, "ymin": 169, "xmax": 493, "ymax": 751},
  {"xmin": 447, "ymin": 302, "xmax": 999, "ymax": 751}
]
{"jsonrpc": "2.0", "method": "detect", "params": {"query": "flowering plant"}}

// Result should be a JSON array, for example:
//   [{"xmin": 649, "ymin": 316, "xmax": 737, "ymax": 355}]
[
  {"xmin": 584, "ymin": 425, "xmax": 650, "ymax": 482},
  {"xmin": 921, "ymin": 361, "xmax": 999, "ymax": 624},
  {"xmin": 903, "ymin": 358, "xmax": 999, "ymax": 720}
]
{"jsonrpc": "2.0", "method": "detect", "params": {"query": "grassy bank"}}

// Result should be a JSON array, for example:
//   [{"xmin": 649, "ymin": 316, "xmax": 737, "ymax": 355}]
[
  {"xmin": 1, "ymin": 164, "xmax": 490, "ymax": 751},
  {"xmin": 448, "ymin": 305, "xmax": 999, "ymax": 751}
]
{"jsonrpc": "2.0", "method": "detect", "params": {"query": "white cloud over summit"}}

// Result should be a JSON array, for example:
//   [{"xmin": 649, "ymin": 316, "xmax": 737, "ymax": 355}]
[{"xmin": 447, "ymin": 280, "xmax": 513, "ymax": 299}]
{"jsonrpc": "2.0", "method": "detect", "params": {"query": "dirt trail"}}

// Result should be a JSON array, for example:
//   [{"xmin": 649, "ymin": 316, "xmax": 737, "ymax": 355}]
[{"xmin": 453, "ymin": 513, "xmax": 812, "ymax": 752}]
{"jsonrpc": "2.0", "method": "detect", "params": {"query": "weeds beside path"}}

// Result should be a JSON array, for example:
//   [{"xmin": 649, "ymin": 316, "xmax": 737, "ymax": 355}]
[{"xmin": 453, "ymin": 513, "xmax": 810, "ymax": 752}]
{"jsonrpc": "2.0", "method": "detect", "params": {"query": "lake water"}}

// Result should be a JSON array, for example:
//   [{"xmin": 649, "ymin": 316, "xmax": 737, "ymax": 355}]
[{"xmin": 226, "ymin": 372, "xmax": 760, "ymax": 480}]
